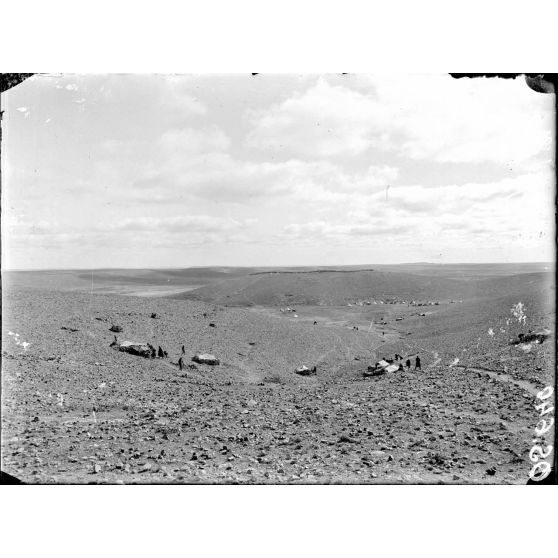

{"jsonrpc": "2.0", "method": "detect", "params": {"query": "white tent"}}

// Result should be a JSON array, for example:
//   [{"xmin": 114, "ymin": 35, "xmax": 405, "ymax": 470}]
[{"xmin": 376, "ymin": 360, "xmax": 400, "ymax": 373}]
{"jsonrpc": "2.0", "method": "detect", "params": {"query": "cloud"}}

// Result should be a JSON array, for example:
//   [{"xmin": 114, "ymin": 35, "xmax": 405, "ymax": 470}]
[
  {"xmin": 281, "ymin": 171, "xmax": 554, "ymax": 246},
  {"xmin": 245, "ymin": 75, "xmax": 554, "ymax": 165},
  {"xmin": 127, "ymin": 152, "xmax": 399, "ymax": 205},
  {"xmin": 246, "ymin": 77, "xmax": 390, "ymax": 157},
  {"xmin": 374, "ymin": 75, "xmax": 554, "ymax": 165},
  {"xmin": 129, "ymin": 154, "xmax": 293, "ymax": 203},
  {"xmin": 98, "ymin": 74, "xmax": 208, "ymax": 120},
  {"xmin": 4, "ymin": 74, "xmax": 554, "ymax": 269},
  {"xmin": 113, "ymin": 215, "xmax": 247, "ymax": 233},
  {"xmin": 283, "ymin": 218, "xmax": 414, "ymax": 241},
  {"xmin": 156, "ymin": 126, "xmax": 230, "ymax": 156},
  {"xmin": 119, "ymin": 125, "xmax": 398, "ymax": 204}
]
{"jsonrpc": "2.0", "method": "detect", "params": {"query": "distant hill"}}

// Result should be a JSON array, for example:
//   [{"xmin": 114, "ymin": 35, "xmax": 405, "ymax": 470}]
[
  {"xmin": 176, "ymin": 269, "xmax": 494, "ymax": 306},
  {"xmin": 6, "ymin": 266, "xmax": 552, "ymax": 306},
  {"xmin": 175, "ymin": 268, "xmax": 554, "ymax": 307},
  {"xmin": 373, "ymin": 262, "xmax": 553, "ymax": 280},
  {"xmin": 3, "ymin": 267, "xmax": 256, "ymax": 291}
]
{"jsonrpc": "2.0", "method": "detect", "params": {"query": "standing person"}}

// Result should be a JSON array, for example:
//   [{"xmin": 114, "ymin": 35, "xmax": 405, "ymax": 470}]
[
  {"xmin": 415, "ymin": 356, "xmax": 421, "ymax": 370},
  {"xmin": 406, "ymin": 358, "xmax": 411, "ymax": 369}
]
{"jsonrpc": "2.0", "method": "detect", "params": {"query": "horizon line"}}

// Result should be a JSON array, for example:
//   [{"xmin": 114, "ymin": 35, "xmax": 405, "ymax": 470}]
[{"xmin": 2, "ymin": 261, "xmax": 554, "ymax": 272}]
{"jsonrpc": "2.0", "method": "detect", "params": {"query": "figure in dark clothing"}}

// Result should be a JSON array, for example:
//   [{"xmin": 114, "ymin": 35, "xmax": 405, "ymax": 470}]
[
  {"xmin": 178, "ymin": 357, "xmax": 184, "ymax": 371},
  {"xmin": 382, "ymin": 332, "xmax": 385, "ymax": 336},
  {"xmin": 158, "ymin": 346, "xmax": 164, "ymax": 358},
  {"xmin": 415, "ymin": 356, "xmax": 421, "ymax": 370},
  {"xmin": 314, "ymin": 321, "xmax": 317, "ymax": 325},
  {"xmin": 406, "ymin": 359, "xmax": 411, "ymax": 369},
  {"xmin": 181, "ymin": 345, "xmax": 185, "ymax": 354}
]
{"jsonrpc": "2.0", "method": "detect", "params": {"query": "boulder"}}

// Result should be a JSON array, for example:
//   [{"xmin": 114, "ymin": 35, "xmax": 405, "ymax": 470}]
[
  {"xmin": 192, "ymin": 353, "xmax": 220, "ymax": 365},
  {"xmin": 113, "ymin": 341, "xmax": 152, "ymax": 358},
  {"xmin": 364, "ymin": 365, "xmax": 385, "ymax": 377},
  {"xmin": 109, "ymin": 325, "xmax": 123, "ymax": 333},
  {"xmin": 295, "ymin": 365, "xmax": 316, "ymax": 376}
]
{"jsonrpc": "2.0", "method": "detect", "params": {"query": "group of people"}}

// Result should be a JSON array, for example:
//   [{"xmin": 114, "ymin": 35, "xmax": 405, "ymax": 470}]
[
  {"xmin": 383, "ymin": 353, "xmax": 421, "ymax": 370},
  {"xmin": 146, "ymin": 344, "xmax": 168, "ymax": 359},
  {"xmin": 143, "ymin": 341, "xmax": 190, "ymax": 372}
]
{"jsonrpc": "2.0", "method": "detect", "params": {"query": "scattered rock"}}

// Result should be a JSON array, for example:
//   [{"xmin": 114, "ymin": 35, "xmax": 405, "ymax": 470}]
[
  {"xmin": 113, "ymin": 341, "xmax": 152, "ymax": 358},
  {"xmin": 295, "ymin": 365, "xmax": 316, "ymax": 376},
  {"xmin": 109, "ymin": 325, "xmax": 123, "ymax": 333},
  {"xmin": 338, "ymin": 435, "xmax": 358, "ymax": 444},
  {"xmin": 192, "ymin": 354, "xmax": 220, "ymax": 365},
  {"xmin": 369, "ymin": 450, "xmax": 387, "ymax": 459}
]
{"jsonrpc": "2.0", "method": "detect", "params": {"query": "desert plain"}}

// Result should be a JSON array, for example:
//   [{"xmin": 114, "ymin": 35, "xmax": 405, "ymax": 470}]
[{"xmin": 1, "ymin": 263, "xmax": 554, "ymax": 483}]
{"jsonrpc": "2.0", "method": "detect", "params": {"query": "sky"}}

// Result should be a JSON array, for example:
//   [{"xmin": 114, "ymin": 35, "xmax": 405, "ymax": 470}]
[{"xmin": 1, "ymin": 74, "xmax": 555, "ymax": 270}]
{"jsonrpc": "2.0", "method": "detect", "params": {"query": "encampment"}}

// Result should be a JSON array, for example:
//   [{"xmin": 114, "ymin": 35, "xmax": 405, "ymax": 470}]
[{"xmin": 364, "ymin": 359, "xmax": 400, "ymax": 377}]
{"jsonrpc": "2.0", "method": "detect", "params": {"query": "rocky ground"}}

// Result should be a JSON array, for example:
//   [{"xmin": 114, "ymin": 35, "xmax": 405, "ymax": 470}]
[{"xmin": 1, "ymin": 285, "xmax": 554, "ymax": 484}]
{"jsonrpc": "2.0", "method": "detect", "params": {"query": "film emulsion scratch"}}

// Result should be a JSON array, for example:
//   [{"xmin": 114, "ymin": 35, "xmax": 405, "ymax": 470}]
[{"xmin": 0, "ymin": 74, "xmax": 555, "ymax": 485}]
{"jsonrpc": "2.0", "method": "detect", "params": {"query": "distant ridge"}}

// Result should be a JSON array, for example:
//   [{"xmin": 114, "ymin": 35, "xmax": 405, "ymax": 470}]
[
  {"xmin": 249, "ymin": 269, "xmax": 376, "ymax": 275},
  {"xmin": 175, "ymin": 267, "xmax": 553, "ymax": 307}
]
